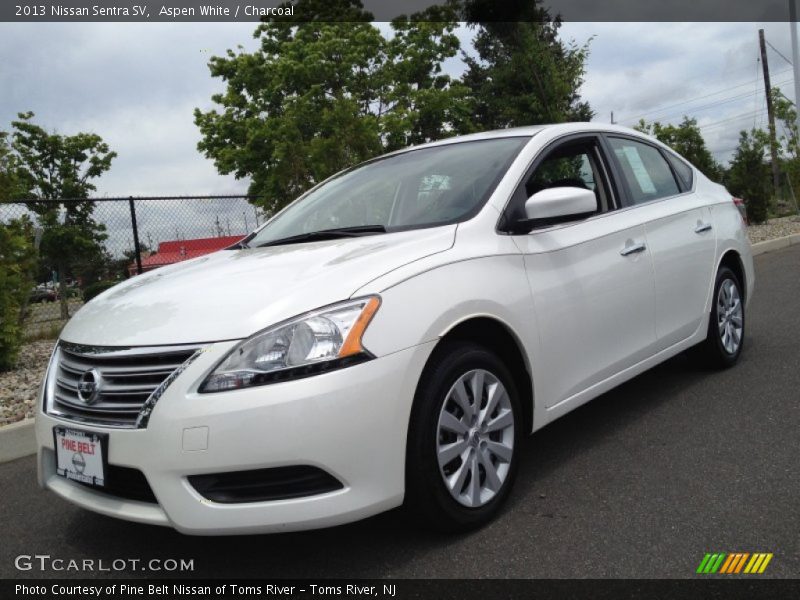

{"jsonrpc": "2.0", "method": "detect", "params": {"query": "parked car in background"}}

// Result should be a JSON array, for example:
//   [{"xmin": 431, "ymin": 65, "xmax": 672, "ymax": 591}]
[
  {"xmin": 35, "ymin": 123, "xmax": 753, "ymax": 534},
  {"xmin": 29, "ymin": 286, "xmax": 57, "ymax": 303}
]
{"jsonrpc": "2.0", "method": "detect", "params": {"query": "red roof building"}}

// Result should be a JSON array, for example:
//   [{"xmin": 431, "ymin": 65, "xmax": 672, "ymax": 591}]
[{"xmin": 128, "ymin": 235, "xmax": 244, "ymax": 276}]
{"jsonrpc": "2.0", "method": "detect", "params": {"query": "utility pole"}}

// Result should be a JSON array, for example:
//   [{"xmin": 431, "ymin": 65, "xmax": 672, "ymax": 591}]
[
  {"xmin": 759, "ymin": 28, "xmax": 782, "ymax": 196},
  {"xmin": 790, "ymin": 1, "xmax": 800, "ymax": 141},
  {"xmin": 610, "ymin": 111, "xmax": 615, "ymax": 124}
]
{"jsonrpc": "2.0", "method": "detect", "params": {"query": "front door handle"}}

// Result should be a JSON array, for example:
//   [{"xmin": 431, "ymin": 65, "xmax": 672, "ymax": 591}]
[
  {"xmin": 620, "ymin": 242, "xmax": 647, "ymax": 256},
  {"xmin": 695, "ymin": 222, "xmax": 713, "ymax": 234}
]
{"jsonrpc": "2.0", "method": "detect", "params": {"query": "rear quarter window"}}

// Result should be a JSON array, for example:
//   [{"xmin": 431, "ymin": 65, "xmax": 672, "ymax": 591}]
[{"xmin": 665, "ymin": 153, "xmax": 694, "ymax": 190}]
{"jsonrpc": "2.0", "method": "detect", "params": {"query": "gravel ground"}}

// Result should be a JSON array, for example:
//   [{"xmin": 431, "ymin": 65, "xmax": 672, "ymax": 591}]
[
  {"xmin": 747, "ymin": 214, "xmax": 800, "ymax": 243},
  {"xmin": 0, "ymin": 341, "xmax": 53, "ymax": 425},
  {"xmin": 0, "ymin": 216, "xmax": 798, "ymax": 428}
]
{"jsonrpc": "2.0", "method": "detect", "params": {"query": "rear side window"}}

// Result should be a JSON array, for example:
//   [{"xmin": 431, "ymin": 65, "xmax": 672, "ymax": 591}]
[
  {"xmin": 608, "ymin": 137, "xmax": 680, "ymax": 205},
  {"xmin": 665, "ymin": 152, "xmax": 694, "ymax": 190}
]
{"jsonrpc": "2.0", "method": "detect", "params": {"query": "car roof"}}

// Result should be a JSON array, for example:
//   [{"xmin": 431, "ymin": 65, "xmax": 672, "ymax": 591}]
[{"xmin": 395, "ymin": 122, "xmax": 655, "ymax": 152}]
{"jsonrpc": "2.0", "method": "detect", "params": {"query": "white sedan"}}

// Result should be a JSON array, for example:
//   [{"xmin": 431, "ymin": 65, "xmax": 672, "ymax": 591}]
[{"xmin": 36, "ymin": 123, "xmax": 753, "ymax": 534}]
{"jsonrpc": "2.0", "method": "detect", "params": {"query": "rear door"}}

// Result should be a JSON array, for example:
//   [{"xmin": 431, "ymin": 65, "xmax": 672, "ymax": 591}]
[
  {"xmin": 506, "ymin": 134, "xmax": 658, "ymax": 409},
  {"xmin": 605, "ymin": 136, "xmax": 717, "ymax": 348}
]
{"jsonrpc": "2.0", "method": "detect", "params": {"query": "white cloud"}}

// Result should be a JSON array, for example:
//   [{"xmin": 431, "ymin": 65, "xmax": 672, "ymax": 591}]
[
  {"xmin": 0, "ymin": 22, "xmax": 258, "ymax": 196},
  {"xmin": 2, "ymin": 19, "xmax": 799, "ymax": 198},
  {"xmin": 562, "ymin": 21, "xmax": 799, "ymax": 163}
]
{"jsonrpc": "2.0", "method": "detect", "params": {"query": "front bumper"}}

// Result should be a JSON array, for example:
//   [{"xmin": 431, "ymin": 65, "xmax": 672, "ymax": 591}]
[{"xmin": 36, "ymin": 340, "xmax": 435, "ymax": 535}]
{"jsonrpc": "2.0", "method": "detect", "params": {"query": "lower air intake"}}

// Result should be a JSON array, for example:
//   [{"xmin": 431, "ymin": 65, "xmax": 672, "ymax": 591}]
[{"xmin": 188, "ymin": 465, "xmax": 344, "ymax": 503}]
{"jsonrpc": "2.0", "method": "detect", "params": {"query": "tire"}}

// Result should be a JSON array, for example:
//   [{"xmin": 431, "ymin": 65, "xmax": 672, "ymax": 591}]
[
  {"xmin": 697, "ymin": 266, "xmax": 745, "ymax": 368},
  {"xmin": 405, "ymin": 341, "xmax": 522, "ymax": 532}
]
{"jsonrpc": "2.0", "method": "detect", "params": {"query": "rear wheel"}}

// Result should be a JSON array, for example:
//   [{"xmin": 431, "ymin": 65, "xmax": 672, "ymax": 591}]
[
  {"xmin": 405, "ymin": 341, "xmax": 522, "ymax": 531},
  {"xmin": 698, "ymin": 266, "xmax": 745, "ymax": 368}
]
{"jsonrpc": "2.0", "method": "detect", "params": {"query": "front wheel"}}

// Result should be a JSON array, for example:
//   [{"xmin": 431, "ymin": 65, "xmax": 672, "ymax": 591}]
[
  {"xmin": 405, "ymin": 341, "xmax": 522, "ymax": 531},
  {"xmin": 698, "ymin": 266, "xmax": 745, "ymax": 368}
]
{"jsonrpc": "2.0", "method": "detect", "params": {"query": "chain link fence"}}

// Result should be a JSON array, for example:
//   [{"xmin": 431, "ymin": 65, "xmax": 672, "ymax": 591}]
[{"xmin": 0, "ymin": 196, "xmax": 268, "ymax": 338}]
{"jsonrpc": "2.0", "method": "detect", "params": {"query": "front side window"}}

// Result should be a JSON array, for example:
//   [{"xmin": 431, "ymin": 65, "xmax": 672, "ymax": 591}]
[
  {"xmin": 248, "ymin": 137, "xmax": 529, "ymax": 246},
  {"xmin": 608, "ymin": 137, "xmax": 680, "ymax": 205},
  {"xmin": 523, "ymin": 140, "xmax": 610, "ymax": 214}
]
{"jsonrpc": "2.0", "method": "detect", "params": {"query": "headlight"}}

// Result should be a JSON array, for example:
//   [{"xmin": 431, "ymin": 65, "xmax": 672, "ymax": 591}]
[{"xmin": 199, "ymin": 296, "xmax": 380, "ymax": 392}]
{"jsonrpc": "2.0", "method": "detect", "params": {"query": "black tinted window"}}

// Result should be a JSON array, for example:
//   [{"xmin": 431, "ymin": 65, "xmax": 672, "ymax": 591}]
[
  {"xmin": 666, "ymin": 153, "xmax": 694, "ymax": 189},
  {"xmin": 608, "ymin": 137, "xmax": 680, "ymax": 205}
]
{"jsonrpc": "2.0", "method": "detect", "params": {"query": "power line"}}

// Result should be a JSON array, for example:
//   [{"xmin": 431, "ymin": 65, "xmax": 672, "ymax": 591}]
[
  {"xmin": 707, "ymin": 146, "xmax": 740, "ymax": 157},
  {"xmin": 640, "ymin": 87, "xmax": 761, "ymax": 123},
  {"xmin": 624, "ymin": 77, "xmax": 792, "ymax": 127},
  {"xmin": 697, "ymin": 108, "xmax": 769, "ymax": 132},
  {"xmin": 618, "ymin": 67, "xmax": 792, "ymax": 123},
  {"xmin": 700, "ymin": 110, "xmax": 766, "ymax": 131},
  {"xmin": 767, "ymin": 40, "xmax": 793, "ymax": 66}
]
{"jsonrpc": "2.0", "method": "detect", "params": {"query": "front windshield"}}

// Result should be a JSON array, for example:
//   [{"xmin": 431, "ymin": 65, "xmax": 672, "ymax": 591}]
[{"xmin": 249, "ymin": 137, "xmax": 530, "ymax": 246}]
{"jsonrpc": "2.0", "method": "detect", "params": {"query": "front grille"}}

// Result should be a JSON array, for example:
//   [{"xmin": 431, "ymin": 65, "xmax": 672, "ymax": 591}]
[
  {"xmin": 77, "ymin": 464, "xmax": 158, "ymax": 504},
  {"xmin": 47, "ymin": 343, "xmax": 199, "ymax": 428},
  {"xmin": 188, "ymin": 466, "xmax": 344, "ymax": 503}
]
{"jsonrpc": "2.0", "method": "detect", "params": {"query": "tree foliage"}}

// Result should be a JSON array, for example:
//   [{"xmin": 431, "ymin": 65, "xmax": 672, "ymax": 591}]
[
  {"xmin": 770, "ymin": 88, "xmax": 800, "ymax": 209},
  {"xmin": 726, "ymin": 129, "xmax": 771, "ymax": 224},
  {"xmin": 0, "ymin": 131, "xmax": 23, "ymax": 202},
  {"xmin": 194, "ymin": 0, "xmax": 592, "ymax": 213},
  {"xmin": 0, "ymin": 216, "xmax": 37, "ymax": 370},
  {"xmin": 461, "ymin": 20, "xmax": 592, "ymax": 129},
  {"xmin": 194, "ymin": 0, "xmax": 472, "ymax": 213},
  {"xmin": 634, "ymin": 116, "xmax": 722, "ymax": 181},
  {"xmin": 10, "ymin": 112, "xmax": 116, "ymax": 318}
]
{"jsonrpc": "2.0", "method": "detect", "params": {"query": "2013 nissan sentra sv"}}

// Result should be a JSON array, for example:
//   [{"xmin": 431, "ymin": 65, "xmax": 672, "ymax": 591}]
[{"xmin": 35, "ymin": 123, "xmax": 754, "ymax": 534}]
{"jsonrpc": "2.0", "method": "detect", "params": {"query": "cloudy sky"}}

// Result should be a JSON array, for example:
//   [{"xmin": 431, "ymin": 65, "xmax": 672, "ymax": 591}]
[{"xmin": 1, "ymin": 21, "xmax": 798, "ymax": 199}]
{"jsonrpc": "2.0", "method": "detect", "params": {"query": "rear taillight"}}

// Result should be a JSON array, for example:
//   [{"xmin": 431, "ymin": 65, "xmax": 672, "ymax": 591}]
[{"xmin": 732, "ymin": 197, "xmax": 748, "ymax": 225}]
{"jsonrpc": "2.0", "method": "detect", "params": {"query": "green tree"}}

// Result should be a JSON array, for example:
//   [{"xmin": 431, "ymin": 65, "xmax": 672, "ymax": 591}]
[
  {"xmin": 461, "ymin": 3, "xmax": 593, "ymax": 128},
  {"xmin": 772, "ymin": 88, "xmax": 798, "ymax": 154},
  {"xmin": 726, "ymin": 129, "xmax": 771, "ymax": 224},
  {"xmin": 0, "ymin": 130, "xmax": 23, "ymax": 201},
  {"xmin": 379, "ymin": 17, "xmax": 473, "ymax": 151},
  {"xmin": 0, "ymin": 216, "xmax": 37, "ymax": 370},
  {"xmin": 634, "ymin": 116, "xmax": 722, "ymax": 181},
  {"xmin": 194, "ymin": 0, "xmax": 472, "ymax": 213},
  {"xmin": 10, "ymin": 112, "xmax": 116, "ymax": 319},
  {"xmin": 771, "ymin": 88, "xmax": 800, "ymax": 211}
]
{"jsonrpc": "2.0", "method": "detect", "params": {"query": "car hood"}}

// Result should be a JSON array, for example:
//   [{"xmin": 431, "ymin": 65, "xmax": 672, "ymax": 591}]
[{"xmin": 62, "ymin": 226, "xmax": 456, "ymax": 346}]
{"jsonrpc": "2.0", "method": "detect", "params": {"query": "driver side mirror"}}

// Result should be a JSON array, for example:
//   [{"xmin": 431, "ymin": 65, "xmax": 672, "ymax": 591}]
[{"xmin": 523, "ymin": 186, "xmax": 597, "ymax": 228}]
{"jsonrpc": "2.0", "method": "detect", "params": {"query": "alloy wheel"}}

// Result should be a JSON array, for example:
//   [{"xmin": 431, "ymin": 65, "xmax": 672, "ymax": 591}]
[
  {"xmin": 436, "ymin": 369, "xmax": 515, "ymax": 508},
  {"xmin": 717, "ymin": 278, "xmax": 743, "ymax": 355}
]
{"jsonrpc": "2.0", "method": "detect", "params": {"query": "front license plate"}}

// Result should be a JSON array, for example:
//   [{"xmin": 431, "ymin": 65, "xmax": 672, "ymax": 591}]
[{"xmin": 53, "ymin": 427, "xmax": 107, "ymax": 486}]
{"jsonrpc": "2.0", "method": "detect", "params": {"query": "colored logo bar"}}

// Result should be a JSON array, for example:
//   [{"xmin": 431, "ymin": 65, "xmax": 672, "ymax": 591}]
[{"xmin": 696, "ymin": 553, "xmax": 773, "ymax": 574}]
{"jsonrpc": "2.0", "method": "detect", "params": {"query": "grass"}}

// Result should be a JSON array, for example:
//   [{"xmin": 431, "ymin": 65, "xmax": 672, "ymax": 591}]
[{"xmin": 23, "ymin": 321, "xmax": 65, "ymax": 342}]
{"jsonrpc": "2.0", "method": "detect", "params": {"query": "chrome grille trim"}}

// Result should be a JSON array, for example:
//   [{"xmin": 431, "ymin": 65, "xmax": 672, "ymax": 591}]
[{"xmin": 45, "ymin": 342, "xmax": 202, "ymax": 429}]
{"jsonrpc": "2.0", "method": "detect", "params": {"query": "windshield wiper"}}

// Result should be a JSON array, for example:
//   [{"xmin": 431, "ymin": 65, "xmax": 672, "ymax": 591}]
[
  {"xmin": 255, "ymin": 225, "xmax": 387, "ymax": 248},
  {"xmin": 227, "ymin": 236, "xmax": 252, "ymax": 250}
]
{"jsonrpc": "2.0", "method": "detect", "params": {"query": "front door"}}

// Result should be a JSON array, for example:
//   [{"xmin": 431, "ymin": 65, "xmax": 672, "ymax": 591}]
[{"xmin": 507, "ymin": 136, "xmax": 658, "ymax": 409}]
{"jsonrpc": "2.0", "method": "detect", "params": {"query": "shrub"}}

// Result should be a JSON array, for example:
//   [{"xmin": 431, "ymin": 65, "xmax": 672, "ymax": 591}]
[
  {"xmin": 725, "ymin": 130, "xmax": 772, "ymax": 224},
  {"xmin": 82, "ymin": 280, "xmax": 118, "ymax": 303},
  {"xmin": 0, "ymin": 217, "xmax": 37, "ymax": 371}
]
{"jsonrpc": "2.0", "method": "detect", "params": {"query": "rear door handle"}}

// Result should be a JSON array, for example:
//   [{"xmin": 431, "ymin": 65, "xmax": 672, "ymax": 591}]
[
  {"xmin": 620, "ymin": 242, "xmax": 647, "ymax": 256},
  {"xmin": 694, "ymin": 222, "xmax": 712, "ymax": 233}
]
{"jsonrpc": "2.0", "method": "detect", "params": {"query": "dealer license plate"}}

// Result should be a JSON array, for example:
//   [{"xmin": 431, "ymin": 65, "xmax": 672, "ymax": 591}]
[{"xmin": 53, "ymin": 427, "xmax": 107, "ymax": 486}]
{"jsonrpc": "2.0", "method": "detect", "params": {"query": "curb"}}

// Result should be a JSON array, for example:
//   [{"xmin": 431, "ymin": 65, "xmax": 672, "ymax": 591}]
[
  {"xmin": 751, "ymin": 232, "xmax": 800, "ymax": 256},
  {"xmin": 0, "ymin": 232, "xmax": 798, "ymax": 466},
  {"xmin": 0, "ymin": 418, "xmax": 36, "ymax": 464}
]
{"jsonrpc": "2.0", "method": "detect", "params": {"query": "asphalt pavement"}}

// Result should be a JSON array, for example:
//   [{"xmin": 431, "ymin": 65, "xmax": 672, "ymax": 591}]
[{"xmin": 1, "ymin": 245, "xmax": 798, "ymax": 579}]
